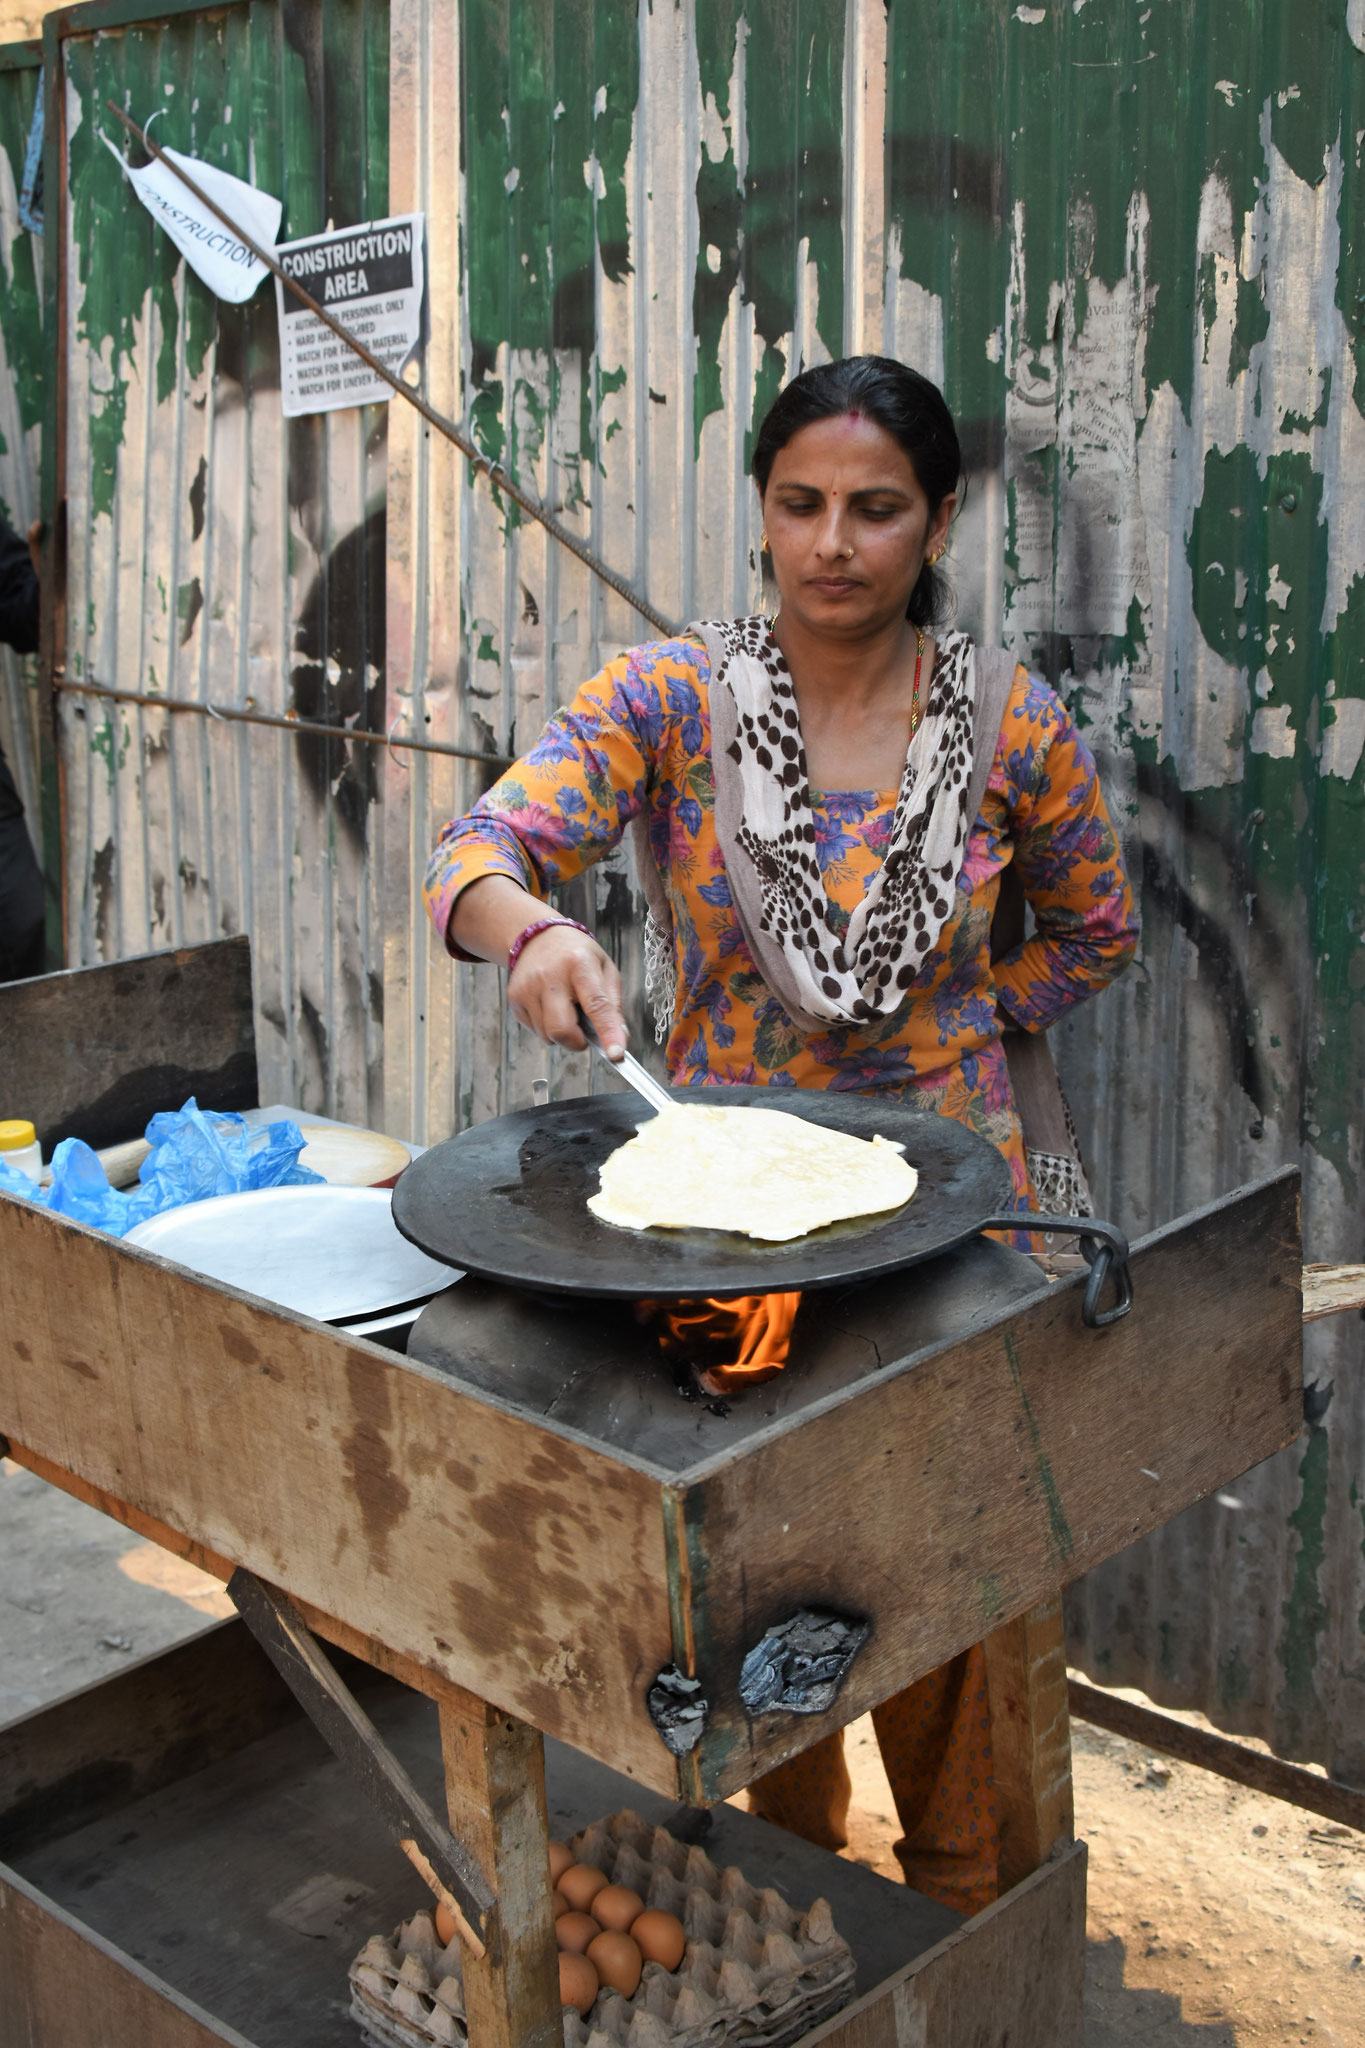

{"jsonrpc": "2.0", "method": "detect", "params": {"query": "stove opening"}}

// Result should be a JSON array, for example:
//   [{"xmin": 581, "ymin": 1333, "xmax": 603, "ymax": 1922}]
[{"xmin": 651, "ymin": 1291, "xmax": 802, "ymax": 1397}]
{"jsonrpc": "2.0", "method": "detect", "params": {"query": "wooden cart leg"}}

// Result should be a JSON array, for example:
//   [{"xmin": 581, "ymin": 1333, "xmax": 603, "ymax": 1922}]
[
  {"xmin": 438, "ymin": 1691, "xmax": 562, "ymax": 2048},
  {"xmin": 982, "ymin": 1594, "xmax": 1075, "ymax": 1890}
]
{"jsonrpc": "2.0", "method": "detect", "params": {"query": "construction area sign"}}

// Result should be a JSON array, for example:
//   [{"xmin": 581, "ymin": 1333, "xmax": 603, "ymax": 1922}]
[{"xmin": 274, "ymin": 213, "xmax": 425, "ymax": 418}]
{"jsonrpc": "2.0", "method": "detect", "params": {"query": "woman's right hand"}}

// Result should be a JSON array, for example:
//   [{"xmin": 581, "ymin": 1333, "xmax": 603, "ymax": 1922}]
[
  {"xmin": 508, "ymin": 921, "xmax": 628, "ymax": 1057},
  {"xmin": 447, "ymin": 875, "xmax": 628, "ymax": 1056}
]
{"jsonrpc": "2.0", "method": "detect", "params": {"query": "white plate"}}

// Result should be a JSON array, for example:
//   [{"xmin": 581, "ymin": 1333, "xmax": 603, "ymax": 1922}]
[{"xmin": 125, "ymin": 1185, "xmax": 457, "ymax": 1322}]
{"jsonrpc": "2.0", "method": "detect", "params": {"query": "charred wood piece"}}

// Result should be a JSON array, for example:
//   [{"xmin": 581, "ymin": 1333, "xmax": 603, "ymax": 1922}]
[
  {"xmin": 647, "ymin": 1665, "xmax": 709, "ymax": 1755},
  {"xmin": 739, "ymin": 1609, "xmax": 872, "ymax": 1717}
]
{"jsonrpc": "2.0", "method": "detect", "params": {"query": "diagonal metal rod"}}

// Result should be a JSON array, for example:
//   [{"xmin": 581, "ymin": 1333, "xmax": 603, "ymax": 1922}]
[
  {"xmin": 104, "ymin": 101, "xmax": 681, "ymax": 640},
  {"xmin": 52, "ymin": 673, "xmax": 514, "ymax": 769}
]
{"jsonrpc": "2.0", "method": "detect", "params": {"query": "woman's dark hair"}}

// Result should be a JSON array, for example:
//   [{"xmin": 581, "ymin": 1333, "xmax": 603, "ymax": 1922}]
[{"xmin": 751, "ymin": 355, "xmax": 961, "ymax": 629}]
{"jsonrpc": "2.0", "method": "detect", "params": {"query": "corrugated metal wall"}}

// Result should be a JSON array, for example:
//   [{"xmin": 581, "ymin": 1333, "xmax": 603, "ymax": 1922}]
[
  {"xmin": 0, "ymin": 48, "xmax": 43, "ymax": 848},
  {"xmin": 53, "ymin": 0, "xmax": 389, "ymax": 1118},
  {"xmin": 43, "ymin": 0, "xmax": 1364, "ymax": 1778},
  {"xmin": 385, "ymin": 0, "xmax": 1364, "ymax": 1780},
  {"xmin": 885, "ymin": 0, "xmax": 1365, "ymax": 1785}
]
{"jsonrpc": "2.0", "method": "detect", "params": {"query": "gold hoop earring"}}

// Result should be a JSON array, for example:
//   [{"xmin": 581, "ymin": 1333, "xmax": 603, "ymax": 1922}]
[
  {"xmin": 927, "ymin": 549, "xmax": 943, "ymax": 567},
  {"xmin": 760, "ymin": 529, "xmax": 770, "ymax": 552}
]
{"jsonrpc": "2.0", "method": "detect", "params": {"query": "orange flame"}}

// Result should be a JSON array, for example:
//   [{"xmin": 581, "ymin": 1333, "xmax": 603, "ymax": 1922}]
[{"xmin": 653, "ymin": 1292, "xmax": 801, "ymax": 1394}]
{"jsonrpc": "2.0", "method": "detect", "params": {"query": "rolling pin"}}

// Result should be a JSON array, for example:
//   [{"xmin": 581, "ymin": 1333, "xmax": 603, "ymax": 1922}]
[{"xmin": 38, "ymin": 1137, "xmax": 151, "ymax": 1189}]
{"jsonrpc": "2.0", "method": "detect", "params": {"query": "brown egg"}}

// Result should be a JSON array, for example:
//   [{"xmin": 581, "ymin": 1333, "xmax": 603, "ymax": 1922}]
[
  {"xmin": 558, "ymin": 1863, "xmax": 610, "ymax": 1913},
  {"xmin": 548, "ymin": 1840, "xmax": 574, "ymax": 1884},
  {"xmin": 591, "ymin": 1884, "xmax": 645, "ymax": 1933},
  {"xmin": 558, "ymin": 1951, "xmax": 599, "ymax": 2015},
  {"xmin": 630, "ymin": 1909, "xmax": 686, "ymax": 1971},
  {"xmin": 433, "ymin": 1900, "xmax": 458, "ymax": 1948},
  {"xmin": 555, "ymin": 1911, "xmax": 600, "ymax": 1955},
  {"xmin": 551, "ymin": 1887, "xmax": 570, "ymax": 1919},
  {"xmin": 587, "ymin": 1930, "xmax": 642, "ymax": 2000}
]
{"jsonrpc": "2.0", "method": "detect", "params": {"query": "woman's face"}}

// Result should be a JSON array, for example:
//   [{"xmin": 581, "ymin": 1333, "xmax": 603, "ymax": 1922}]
[{"xmin": 759, "ymin": 412, "xmax": 955, "ymax": 637}]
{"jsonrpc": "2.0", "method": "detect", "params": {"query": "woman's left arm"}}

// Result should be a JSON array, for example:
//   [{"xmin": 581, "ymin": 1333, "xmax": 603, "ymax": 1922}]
[
  {"xmin": 991, "ymin": 679, "xmax": 1140, "ymax": 1032},
  {"xmin": 423, "ymin": 659, "xmax": 654, "ymax": 954}
]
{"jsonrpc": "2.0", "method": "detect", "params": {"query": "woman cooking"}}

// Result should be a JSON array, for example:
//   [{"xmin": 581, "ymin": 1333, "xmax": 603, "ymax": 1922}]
[{"xmin": 425, "ymin": 356, "xmax": 1139, "ymax": 1918}]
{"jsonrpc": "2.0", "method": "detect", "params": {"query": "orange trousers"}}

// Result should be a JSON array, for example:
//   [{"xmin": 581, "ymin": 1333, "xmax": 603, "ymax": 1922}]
[{"xmin": 746, "ymin": 1643, "xmax": 998, "ymax": 1917}]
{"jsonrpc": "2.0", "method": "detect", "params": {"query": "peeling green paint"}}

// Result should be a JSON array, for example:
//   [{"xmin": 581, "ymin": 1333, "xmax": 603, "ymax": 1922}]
[
  {"xmin": 889, "ymin": 3, "xmax": 1365, "ymax": 426},
  {"xmin": 693, "ymin": 0, "xmax": 845, "ymax": 457},
  {"xmin": 460, "ymin": 0, "xmax": 638, "ymax": 495},
  {"xmin": 1184, "ymin": 441, "xmax": 1364, "ymax": 1199},
  {"xmin": 1002, "ymin": 1329, "xmax": 1075, "ymax": 1570},
  {"xmin": 65, "ymin": 0, "xmax": 389, "ymax": 522},
  {"xmin": 88, "ymin": 705, "xmax": 129, "ymax": 793},
  {"xmin": 0, "ymin": 63, "xmax": 44, "ymax": 456}
]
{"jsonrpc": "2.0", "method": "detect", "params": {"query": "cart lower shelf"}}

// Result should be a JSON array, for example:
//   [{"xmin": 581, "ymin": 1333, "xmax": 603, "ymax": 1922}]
[{"xmin": 0, "ymin": 1622, "xmax": 1083, "ymax": 2048}]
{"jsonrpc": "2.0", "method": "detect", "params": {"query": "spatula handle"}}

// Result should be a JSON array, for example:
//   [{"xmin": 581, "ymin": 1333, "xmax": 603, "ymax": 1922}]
[{"xmin": 575, "ymin": 1006, "xmax": 674, "ymax": 1115}]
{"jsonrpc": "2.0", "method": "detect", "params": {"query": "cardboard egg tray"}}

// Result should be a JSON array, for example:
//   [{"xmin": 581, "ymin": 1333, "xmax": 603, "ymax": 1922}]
[
  {"xmin": 348, "ymin": 1809, "xmax": 857, "ymax": 2048},
  {"xmin": 349, "ymin": 1910, "xmax": 467, "ymax": 2048}
]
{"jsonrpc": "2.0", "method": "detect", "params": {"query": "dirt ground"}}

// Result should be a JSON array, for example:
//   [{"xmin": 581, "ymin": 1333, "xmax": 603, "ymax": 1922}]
[
  {"xmin": 3, "ymin": 1455, "xmax": 1363, "ymax": 2042},
  {"xmin": 838, "ymin": 1705, "xmax": 1365, "ymax": 2044}
]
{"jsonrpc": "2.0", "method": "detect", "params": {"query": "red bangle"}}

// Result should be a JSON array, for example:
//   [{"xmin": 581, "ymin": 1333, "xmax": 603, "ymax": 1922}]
[{"xmin": 506, "ymin": 917, "xmax": 593, "ymax": 979}]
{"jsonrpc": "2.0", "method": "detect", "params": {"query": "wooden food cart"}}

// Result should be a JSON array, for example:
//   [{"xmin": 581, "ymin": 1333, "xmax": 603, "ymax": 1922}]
[{"xmin": 0, "ymin": 940, "xmax": 1304, "ymax": 2048}]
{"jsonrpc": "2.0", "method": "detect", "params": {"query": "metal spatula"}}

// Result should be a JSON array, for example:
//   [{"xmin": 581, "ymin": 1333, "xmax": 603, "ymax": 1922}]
[{"xmin": 576, "ymin": 1006, "xmax": 674, "ymax": 1116}]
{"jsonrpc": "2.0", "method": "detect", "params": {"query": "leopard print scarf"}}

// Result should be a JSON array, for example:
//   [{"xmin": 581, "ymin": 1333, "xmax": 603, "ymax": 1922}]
[{"xmin": 698, "ymin": 616, "xmax": 978, "ymax": 1028}]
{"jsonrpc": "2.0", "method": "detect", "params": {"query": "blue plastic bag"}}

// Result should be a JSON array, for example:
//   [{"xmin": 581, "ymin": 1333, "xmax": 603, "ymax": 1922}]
[{"xmin": 0, "ymin": 1099, "xmax": 323, "ymax": 1237}]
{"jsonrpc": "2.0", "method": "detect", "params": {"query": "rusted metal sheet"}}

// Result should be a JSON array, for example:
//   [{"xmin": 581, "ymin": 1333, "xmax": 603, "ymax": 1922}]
[
  {"xmin": 0, "ymin": 45, "xmax": 44, "ymax": 844},
  {"xmin": 48, "ymin": 0, "xmax": 1363, "ymax": 1777},
  {"xmin": 51, "ymin": 0, "xmax": 389, "ymax": 1118}
]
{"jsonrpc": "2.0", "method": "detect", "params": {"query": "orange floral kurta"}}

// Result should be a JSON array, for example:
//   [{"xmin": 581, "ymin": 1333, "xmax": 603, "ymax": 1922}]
[{"xmin": 424, "ymin": 634, "xmax": 1138, "ymax": 1208}]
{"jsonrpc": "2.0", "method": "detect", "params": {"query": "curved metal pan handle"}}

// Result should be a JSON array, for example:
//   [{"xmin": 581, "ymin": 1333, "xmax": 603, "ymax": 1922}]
[{"xmin": 976, "ymin": 1213, "xmax": 1133, "ymax": 1329}]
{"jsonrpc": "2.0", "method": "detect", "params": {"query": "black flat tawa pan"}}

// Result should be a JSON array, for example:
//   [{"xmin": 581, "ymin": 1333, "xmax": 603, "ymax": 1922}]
[{"xmin": 391, "ymin": 1085, "xmax": 1015, "ymax": 1299}]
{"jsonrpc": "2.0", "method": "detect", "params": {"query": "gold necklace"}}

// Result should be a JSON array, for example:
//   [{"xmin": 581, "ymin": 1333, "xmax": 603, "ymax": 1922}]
[{"xmin": 908, "ymin": 629, "xmax": 927, "ymax": 739}]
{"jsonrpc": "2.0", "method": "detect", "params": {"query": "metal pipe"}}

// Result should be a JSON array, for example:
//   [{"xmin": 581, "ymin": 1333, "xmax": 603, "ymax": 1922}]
[
  {"xmin": 52, "ymin": 674, "xmax": 513, "ymax": 769},
  {"xmin": 103, "ymin": 100, "xmax": 682, "ymax": 641}
]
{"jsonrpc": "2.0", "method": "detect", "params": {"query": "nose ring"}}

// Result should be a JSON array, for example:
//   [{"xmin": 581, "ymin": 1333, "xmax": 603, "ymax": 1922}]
[{"xmin": 840, "ymin": 546, "xmax": 854, "ymax": 560}]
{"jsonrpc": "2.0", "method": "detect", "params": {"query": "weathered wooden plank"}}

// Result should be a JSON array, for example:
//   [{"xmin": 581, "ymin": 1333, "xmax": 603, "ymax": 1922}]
[
  {"xmin": 0, "ymin": 1618, "xmax": 295, "ymax": 1860},
  {"xmin": 438, "ymin": 1695, "xmax": 562, "ymax": 2048},
  {"xmin": 1069, "ymin": 1680, "xmax": 1365, "ymax": 1834},
  {"xmin": 0, "ymin": 1196, "xmax": 676, "ymax": 1792},
  {"xmin": 0, "ymin": 1864, "xmax": 254, "ymax": 2048},
  {"xmin": 798, "ymin": 1842, "xmax": 1087, "ymax": 2048},
  {"xmin": 981, "ymin": 1597, "xmax": 1073, "ymax": 1890},
  {"xmin": 0, "ymin": 935, "xmax": 257, "ymax": 1154},
  {"xmin": 0, "ymin": 1439, "xmax": 500, "ymax": 1713},
  {"xmin": 1301, "ymin": 1262, "xmax": 1365, "ymax": 1321},
  {"xmin": 677, "ymin": 1171, "xmax": 1302, "ymax": 1801}
]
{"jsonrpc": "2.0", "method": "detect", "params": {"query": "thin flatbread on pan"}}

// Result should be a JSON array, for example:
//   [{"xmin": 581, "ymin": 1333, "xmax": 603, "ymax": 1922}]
[{"xmin": 587, "ymin": 1102, "xmax": 918, "ymax": 1243}]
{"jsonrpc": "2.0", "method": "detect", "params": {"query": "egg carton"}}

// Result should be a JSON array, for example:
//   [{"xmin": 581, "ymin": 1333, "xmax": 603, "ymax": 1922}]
[
  {"xmin": 560, "ymin": 1810, "xmax": 855, "ymax": 2048},
  {"xmin": 349, "ymin": 1909, "xmax": 468, "ymax": 2048},
  {"xmin": 347, "ymin": 1810, "xmax": 855, "ymax": 2048}
]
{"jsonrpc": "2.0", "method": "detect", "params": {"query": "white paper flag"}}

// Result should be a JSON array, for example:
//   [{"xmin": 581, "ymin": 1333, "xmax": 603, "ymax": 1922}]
[
  {"xmin": 273, "ymin": 214, "xmax": 425, "ymax": 417},
  {"xmin": 103, "ymin": 135, "xmax": 281, "ymax": 304}
]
